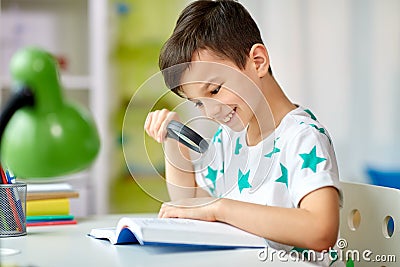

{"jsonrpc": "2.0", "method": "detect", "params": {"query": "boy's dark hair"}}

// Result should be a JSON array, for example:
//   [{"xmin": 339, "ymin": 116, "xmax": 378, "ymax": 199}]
[{"xmin": 159, "ymin": 0, "xmax": 272, "ymax": 97}]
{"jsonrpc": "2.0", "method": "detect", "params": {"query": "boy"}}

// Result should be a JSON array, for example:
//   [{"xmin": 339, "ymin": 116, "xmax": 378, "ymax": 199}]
[{"xmin": 144, "ymin": 1, "xmax": 342, "ymax": 265}]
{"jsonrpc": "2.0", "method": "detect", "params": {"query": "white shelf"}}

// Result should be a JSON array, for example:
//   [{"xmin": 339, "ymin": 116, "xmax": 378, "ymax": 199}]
[{"xmin": 1, "ymin": 0, "xmax": 111, "ymax": 215}]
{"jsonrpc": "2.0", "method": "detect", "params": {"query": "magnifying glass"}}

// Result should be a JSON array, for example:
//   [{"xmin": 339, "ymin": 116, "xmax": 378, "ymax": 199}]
[{"xmin": 166, "ymin": 120, "xmax": 209, "ymax": 153}]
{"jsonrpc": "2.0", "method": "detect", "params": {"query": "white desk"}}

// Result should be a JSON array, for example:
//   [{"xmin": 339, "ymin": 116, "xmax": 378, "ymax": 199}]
[{"xmin": 1, "ymin": 214, "xmax": 314, "ymax": 267}]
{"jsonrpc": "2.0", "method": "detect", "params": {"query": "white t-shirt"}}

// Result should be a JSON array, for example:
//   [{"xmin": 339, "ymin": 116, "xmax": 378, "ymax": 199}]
[{"xmin": 194, "ymin": 106, "xmax": 344, "ymax": 266}]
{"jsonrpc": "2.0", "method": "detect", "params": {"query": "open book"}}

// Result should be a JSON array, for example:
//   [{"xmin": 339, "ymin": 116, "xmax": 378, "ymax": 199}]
[{"xmin": 88, "ymin": 217, "xmax": 267, "ymax": 248}]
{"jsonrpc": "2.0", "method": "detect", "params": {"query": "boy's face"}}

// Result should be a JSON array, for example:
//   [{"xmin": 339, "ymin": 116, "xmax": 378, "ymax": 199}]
[{"xmin": 180, "ymin": 49, "xmax": 267, "ymax": 132}]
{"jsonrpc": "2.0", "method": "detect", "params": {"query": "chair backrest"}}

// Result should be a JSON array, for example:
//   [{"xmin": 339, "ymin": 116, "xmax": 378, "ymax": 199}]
[{"xmin": 340, "ymin": 181, "xmax": 400, "ymax": 266}]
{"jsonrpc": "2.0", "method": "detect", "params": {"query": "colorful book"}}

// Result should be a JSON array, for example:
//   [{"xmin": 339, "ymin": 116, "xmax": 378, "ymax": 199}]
[
  {"xmin": 26, "ymin": 215, "xmax": 76, "ymax": 227},
  {"xmin": 89, "ymin": 217, "xmax": 267, "ymax": 248},
  {"xmin": 27, "ymin": 191, "xmax": 79, "ymax": 201},
  {"xmin": 27, "ymin": 183, "xmax": 74, "ymax": 193},
  {"xmin": 27, "ymin": 220, "xmax": 77, "ymax": 227},
  {"xmin": 27, "ymin": 182, "xmax": 79, "ymax": 201},
  {"xmin": 26, "ymin": 198, "xmax": 70, "ymax": 216},
  {"xmin": 27, "ymin": 215, "xmax": 75, "ymax": 222}
]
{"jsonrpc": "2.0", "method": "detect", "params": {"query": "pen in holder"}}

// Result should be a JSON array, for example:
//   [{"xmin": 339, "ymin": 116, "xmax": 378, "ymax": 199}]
[{"xmin": 0, "ymin": 182, "xmax": 27, "ymax": 237}]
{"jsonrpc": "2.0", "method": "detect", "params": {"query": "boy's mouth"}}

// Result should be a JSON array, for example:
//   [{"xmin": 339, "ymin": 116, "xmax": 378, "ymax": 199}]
[{"xmin": 222, "ymin": 107, "xmax": 237, "ymax": 123}]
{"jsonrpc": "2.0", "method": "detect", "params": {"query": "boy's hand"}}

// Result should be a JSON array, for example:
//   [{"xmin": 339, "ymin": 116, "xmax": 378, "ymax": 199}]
[
  {"xmin": 144, "ymin": 109, "xmax": 180, "ymax": 143},
  {"xmin": 158, "ymin": 197, "xmax": 221, "ymax": 222}
]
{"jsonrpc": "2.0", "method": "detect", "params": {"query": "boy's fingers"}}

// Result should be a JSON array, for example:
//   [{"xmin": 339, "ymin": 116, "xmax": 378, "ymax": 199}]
[
  {"xmin": 145, "ymin": 111, "xmax": 161, "ymax": 140},
  {"xmin": 145, "ymin": 109, "xmax": 179, "ymax": 143},
  {"xmin": 144, "ymin": 113, "xmax": 153, "ymax": 132},
  {"xmin": 165, "ymin": 111, "xmax": 183, "ymax": 142},
  {"xmin": 144, "ymin": 113, "xmax": 154, "ymax": 137},
  {"xmin": 158, "ymin": 208, "xmax": 164, "ymax": 218},
  {"xmin": 159, "ymin": 112, "xmax": 177, "ymax": 142},
  {"xmin": 144, "ymin": 112, "xmax": 151, "ymax": 128},
  {"xmin": 150, "ymin": 109, "xmax": 166, "ymax": 141}
]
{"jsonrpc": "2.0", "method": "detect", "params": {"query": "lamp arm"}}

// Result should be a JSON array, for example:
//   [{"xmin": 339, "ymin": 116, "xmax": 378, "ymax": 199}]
[{"xmin": 0, "ymin": 87, "xmax": 35, "ymax": 147}]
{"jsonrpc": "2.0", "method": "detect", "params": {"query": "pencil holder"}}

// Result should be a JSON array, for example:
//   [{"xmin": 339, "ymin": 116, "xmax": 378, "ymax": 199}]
[{"xmin": 0, "ymin": 182, "xmax": 27, "ymax": 237}]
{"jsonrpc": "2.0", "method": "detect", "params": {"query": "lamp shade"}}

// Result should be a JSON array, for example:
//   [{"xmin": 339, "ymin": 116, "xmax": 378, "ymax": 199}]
[{"xmin": 0, "ymin": 47, "xmax": 100, "ymax": 178}]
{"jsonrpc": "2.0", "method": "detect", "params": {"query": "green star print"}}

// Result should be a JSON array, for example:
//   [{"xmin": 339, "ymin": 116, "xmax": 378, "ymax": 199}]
[
  {"xmin": 275, "ymin": 163, "xmax": 288, "ymax": 188},
  {"xmin": 309, "ymin": 124, "xmax": 332, "ymax": 144},
  {"xmin": 304, "ymin": 109, "xmax": 317, "ymax": 120},
  {"xmin": 238, "ymin": 169, "xmax": 251, "ymax": 193},
  {"xmin": 299, "ymin": 145, "xmax": 326, "ymax": 173},
  {"xmin": 212, "ymin": 128, "xmax": 222, "ymax": 143},
  {"xmin": 205, "ymin": 166, "xmax": 218, "ymax": 190},
  {"xmin": 235, "ymin": 137, "xmax": 243, "ymax": 155},
  {"xmin": 299, "ymin": 122, "xmax": 332, "ymax": 145},
  {"xmin": 265, "ymin": 138, "xmax": 280, "ymax": 158}
]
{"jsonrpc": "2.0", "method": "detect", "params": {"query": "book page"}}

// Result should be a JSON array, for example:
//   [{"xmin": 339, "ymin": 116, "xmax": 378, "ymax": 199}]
[
  {"xmin": 116, "ymin": 217, "xmax": 266, "ymax": 248},
  {"xmin": 89, "ymin": 227, "xmax": 118, "ymax": 244}
]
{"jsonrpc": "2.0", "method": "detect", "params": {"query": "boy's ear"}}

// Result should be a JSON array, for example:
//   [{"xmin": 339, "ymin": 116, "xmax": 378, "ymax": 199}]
[{"xmin": 249, "ymin": 44, "xmax": 270, "ymax": 78}]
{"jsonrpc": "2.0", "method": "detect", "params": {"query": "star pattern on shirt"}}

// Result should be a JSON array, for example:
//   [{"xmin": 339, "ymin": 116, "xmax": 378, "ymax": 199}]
[
  {"xmin": 291, "ymin": 247, "xmax": 310, "ymax": 260},
  {"xmin": 309, "ymin": 124, "xmax": 332, "ymax": 144},
  {"xmin": 205, "ymin": 166, "xmax": 218, "ymax": 190},
  {"xmin": 265, "ymin": 138, "xmax": 281, "ymax": 158},
  {"xmin": 238, "ymin": 169, "xmax": 251, "ymax": 193},
  {"xmin": 304, "ymin": 109, "xmax": 317, "ymax": 121},
  {"xmin": 329, "ymin": 250, "xmax": 339, "ymax": 266},
  {"xmin": 275, "ymin": 163, "xmax": 288, "ymax": 188},
  {"xmin": 235, "ymin": 137, "xmax": 243, "ymax": 155},
  {"xmin": 299, "ymin": 145, "xmax": 326, "ymax": 173},
  {"xmin": 212, "ymin": 128, "xmax": 222, "ymax": 143},
  {"xmin": 299, "ymin": 122, "xmax": 332, "ymax": 145},
  {"xmin": 220, "ymin": 162, "xmax": 224, "ymax": 174},
  {"xmin": 203, "ymin": 108, "xmax": 332, "ymax": 201}
]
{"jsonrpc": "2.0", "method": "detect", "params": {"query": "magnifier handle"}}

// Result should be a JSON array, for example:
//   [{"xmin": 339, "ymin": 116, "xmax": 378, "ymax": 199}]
[{"xmin": 166, "ymin": 120, "xmax": 209, "ymax": 153}]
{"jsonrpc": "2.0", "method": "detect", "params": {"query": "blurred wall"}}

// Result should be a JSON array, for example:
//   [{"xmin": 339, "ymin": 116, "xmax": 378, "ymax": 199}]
[
  {"xmin": 241, "ymin": 0, "xmax": 400, "ymax": 182},
  {"xmin": 108, "ymin": 0, "xmax": 186, "ymax": 213},
  {"xmin": 109, "ymin": 0, "xmax": 185, "ymax": 179}
]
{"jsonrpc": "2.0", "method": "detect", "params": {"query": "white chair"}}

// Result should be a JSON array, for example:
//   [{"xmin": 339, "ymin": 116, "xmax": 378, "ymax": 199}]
[{"xmin": 340, "ymin": 181, "xmax": 400, "ymax": 266}]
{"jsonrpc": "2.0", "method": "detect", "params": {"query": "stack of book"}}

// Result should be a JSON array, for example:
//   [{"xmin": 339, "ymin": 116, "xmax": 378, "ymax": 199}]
[{"xmin": 26, "ymin": 183, "xmax": 79, "ymax": 226}]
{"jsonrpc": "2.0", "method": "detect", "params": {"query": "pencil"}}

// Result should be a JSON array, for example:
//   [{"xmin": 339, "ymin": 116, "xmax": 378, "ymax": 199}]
[
  {"xmin": 5, "ymin": 187, "xmax": 23, "ymax": 231},
  {"xmin": 0, "ymin": 165, "xmax": 7, "ymax": 184},
  {"xmin": 0, "ymin": 208, "xmax": 10, "ymax": 231}
]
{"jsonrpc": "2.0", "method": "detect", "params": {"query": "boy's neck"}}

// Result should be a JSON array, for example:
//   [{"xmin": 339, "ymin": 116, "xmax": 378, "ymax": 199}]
[
  {"xmin": 246, "ymin": 74, "xmax": 296, "ymax": 146},
  {"xmin": 264, "ymin": 74, "xmax": 297, "ymax": 127}
]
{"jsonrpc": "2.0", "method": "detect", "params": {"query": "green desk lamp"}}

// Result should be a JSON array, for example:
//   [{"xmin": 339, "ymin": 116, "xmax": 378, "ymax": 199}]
[{"xmin": 0, "ymin": 47, "xmax": 100, "ymax": 178}]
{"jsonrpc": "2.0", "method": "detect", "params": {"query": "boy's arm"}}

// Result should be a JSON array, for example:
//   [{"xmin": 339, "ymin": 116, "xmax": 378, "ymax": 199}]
[
  {"xmin": 218, "ymin": 186, "xmax": 340, "ymax": 251},
  {"xmin": 164, "ymin": 139, "xmax": 211, "ymax": 199},
  {"xmin": 159, "ymin": 186, "xmax": 340, "ymax": 252},
  {"xmin": 144, "ymin": 109, "xmax": 199, "ymax": 200},
  {"xmin": 163, "ymin": 138, "xmax": 197, "ymax": 200}
]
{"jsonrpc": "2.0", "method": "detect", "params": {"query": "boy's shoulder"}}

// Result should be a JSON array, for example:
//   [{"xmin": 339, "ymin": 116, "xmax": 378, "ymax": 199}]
[
  {"xmin": 277, "ymin": 106, "xmax": 333, "ymax": 146},
  {"xmin": 283, "ymin": 106, "xmax": 320, "ymax": 126}
]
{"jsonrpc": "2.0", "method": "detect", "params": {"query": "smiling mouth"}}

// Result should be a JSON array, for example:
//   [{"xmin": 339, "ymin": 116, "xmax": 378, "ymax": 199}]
[{"xmin": 222, "ymin": 107, "xmax": 237, "ymax": 123}]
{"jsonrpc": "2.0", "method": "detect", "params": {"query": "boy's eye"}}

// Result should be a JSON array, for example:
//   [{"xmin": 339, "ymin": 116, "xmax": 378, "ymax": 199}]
[
  {"xmin": 210, "ymin": 85, "xmax": 221, "ymax": 95},
  {"xmin": 194, "ymin": 100, "xmax": 203, "ymax": 108}
]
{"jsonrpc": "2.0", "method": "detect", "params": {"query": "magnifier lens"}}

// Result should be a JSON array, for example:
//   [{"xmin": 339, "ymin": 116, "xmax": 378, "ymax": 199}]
[
  {"xmin": 166, "ymin": 120, "xmax": 209, "ymax": 154},
  {"xmin": 179, "ymin": 134, "xmax": 198, "ymax": 148}
]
